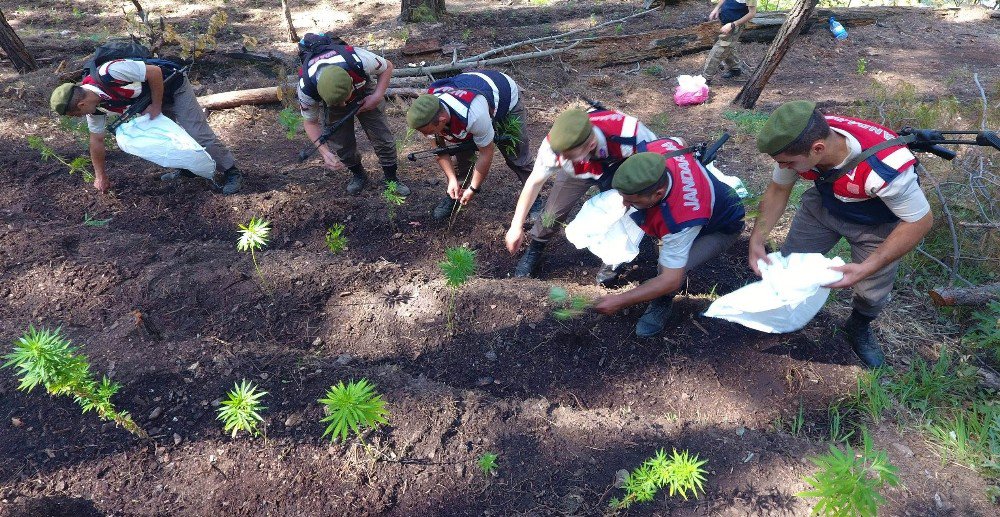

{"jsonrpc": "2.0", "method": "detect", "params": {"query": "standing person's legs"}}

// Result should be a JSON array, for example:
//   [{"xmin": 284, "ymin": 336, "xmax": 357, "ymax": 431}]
[
  {"xmin": 701, "ymin": 27, "xmax": 742, "ymax": 80},
  {"xmin": 324, "ymin": 104, "xmax": 368, "ymax": 194},
  {"xmin": 355, "ymin": 90, "xmax": 409, "ymax": 195},
  {"xmin": 780, "ymin": 188, "xmax": 844, "ymax": 257},
  {"xmin": 164, "ymin": 78, "xmax": 236, "ymax": 175},
  {"xmin": 720, "ymin": 25, "xmax": 745, "ymax": 73},
  {"xmin": 496, "ymin": 99, "xmax": 533, "ymax": 184}
]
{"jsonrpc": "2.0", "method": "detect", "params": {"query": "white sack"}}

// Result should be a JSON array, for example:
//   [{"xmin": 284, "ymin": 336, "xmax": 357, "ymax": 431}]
[
  {"xmin": 115, "ymin": 114, "xmax": 216, "ymax": 177},
  {"xmin": 703, "ymin": 252, "xmax": 846, "ymax": 333},
  {"xmin": 704, "ymin": 162, "xmax": 750, "ymax": 199},
  {"xmin": 565, "ymin": 190, "xmax": 645, "ymax": 267}
]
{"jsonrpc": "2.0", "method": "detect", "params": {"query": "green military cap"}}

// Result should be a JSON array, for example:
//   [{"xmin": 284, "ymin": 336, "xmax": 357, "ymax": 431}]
[
  {"xmin": 316, "ymin": 66, "xmax": 353, "ymax": 105},
  {"xmin": 548, "ymin": 108, "xmax": 593, "ymax": 152},
  {"xmin": 50, "ymin": 83, "xmax": 76, "ymax": 115},
  {"xmin": 757, "ymin": 100, "xmax": 817, "ymax": 155},
  {"xmin": 612, "ymin": 152, "xmax": 667, "ymax": 195},
  {"xmin": 407, "ymin": 94, "xmax": 443, "ymax": 129}
]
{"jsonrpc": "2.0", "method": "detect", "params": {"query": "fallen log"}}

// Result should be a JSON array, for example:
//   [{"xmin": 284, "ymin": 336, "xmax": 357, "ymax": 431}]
[
  {"xmin": 929, "ymin": 283, "xmax": 1000, "ymax": 307},
  {"xmin": 197, "ymin": 86, "xmax": 422, "ymax": 110}
]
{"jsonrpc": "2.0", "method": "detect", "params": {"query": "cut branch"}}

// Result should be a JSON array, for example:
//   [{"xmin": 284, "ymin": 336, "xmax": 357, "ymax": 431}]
[
  {"xmin": 929, "ymin": 283, "xmax": 1000, "ymax": 307},
  {"xmin": 393, "ymin": 42, "xmax": 581, "ymax": 77},
  {"xmin": 197, "ymin": 86, "xmax": 422, "ymax": 110}
]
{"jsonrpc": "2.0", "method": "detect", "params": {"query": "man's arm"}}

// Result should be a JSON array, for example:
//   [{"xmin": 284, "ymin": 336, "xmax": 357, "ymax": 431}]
[
  {"xmin": 826, "ymin": 212, "xmax": 933, "ymax": 288},
  {"xmin": 505, "ymin": 164, "xmax": 551, "ymax": 253},
  {"xmin": 460, "ymin": 142, "xmax": 495, "ymax": 205},
  {"xmin": 302, "ymin": 118, "xmax": 345, "ymax": 171},
  {"xmin": 748, "ymin": 179, "xmax": 795, "ymax": 275},
  {"xmin": 142, "ymin": 64, "xmax": 164, "ymax": 119},
  {"xmin": 594, "ymin": 267, "xmax": 686, "ymax": 314},
  {"xmin": 89, "ymin": 132, "xmax": 109, "ymax": 192},
  {"xmin": 359, "ymin": 58, "xmax": 393, "ymax": 112}
]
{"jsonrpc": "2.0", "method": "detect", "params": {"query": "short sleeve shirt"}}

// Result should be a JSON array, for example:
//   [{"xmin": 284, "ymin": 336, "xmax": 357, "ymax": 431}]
[
  {"xmin": 658, "ymin": 225, "xmax": 702, "ymax": 269},
  {"xmin": 298, "ymin": 47, "xmax": 389, "ymax": 122},
  {"xmin": 84, "ymin": 59, "xmax": 148, "ymax": 134}
]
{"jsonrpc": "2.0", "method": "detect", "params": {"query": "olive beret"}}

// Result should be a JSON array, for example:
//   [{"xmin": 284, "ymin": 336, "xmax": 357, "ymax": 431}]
[
  {"xmin": 407, "ymin": 94, "xmax": 443, "ymax": 129},
  {"xmin": 50, "ymin": 83, "xmax": 75, "ymax": 115},
  {"xmin": 547, "ymin": 109, "xmax": 593, "ymax": 152},
  {"xmin": 316, "ymin": 66, "xmax": 353, "ymax": 105},
  {"xmin": 612, "ymin": 152, "xmax": 668, "ymax": 195},
  {"xmin": 757, "ymin": 100, "xmax": 818, "ymax": 155}
]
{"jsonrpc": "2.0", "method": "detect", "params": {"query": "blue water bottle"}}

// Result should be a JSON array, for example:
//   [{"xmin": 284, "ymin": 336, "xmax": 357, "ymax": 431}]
[{"xmin": 829, "ymin": 17, "xmax": 848, "ymax": 40}]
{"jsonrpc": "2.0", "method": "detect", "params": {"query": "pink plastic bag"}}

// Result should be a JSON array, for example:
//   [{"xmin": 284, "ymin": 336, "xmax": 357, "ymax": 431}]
[{"xmin": 674, "ymin": 75, "xmax": 710, "ymax": 106}]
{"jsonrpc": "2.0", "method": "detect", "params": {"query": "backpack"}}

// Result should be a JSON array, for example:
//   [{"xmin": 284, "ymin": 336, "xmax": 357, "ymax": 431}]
[
  {"xmin": 297, "ymin": 33, "xmax": 349, "ymax": 66},
  {"xmin": 83, "ymin": 40, "xmax": 152, "ymax": 77}
]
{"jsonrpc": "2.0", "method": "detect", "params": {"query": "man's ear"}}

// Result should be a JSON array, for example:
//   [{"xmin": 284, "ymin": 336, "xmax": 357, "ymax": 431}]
[{"xmin": 811, "ymin": 139, "xmax": 826, "ymax": 156}]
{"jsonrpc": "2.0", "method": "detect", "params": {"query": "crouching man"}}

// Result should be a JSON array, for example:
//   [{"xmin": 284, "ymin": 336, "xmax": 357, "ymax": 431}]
[{"xmin": 594, "ymin": 140, "xmax": 746, "ymax": 337}]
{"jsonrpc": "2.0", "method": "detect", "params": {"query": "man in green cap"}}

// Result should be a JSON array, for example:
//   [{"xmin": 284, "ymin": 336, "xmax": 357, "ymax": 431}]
[
  {"xmin": 750, "ymin": 100, "xmax": 933, "ymax": 368},
  {"xmin": 50, "ymin": 55, "xmax": 242, "ymax": 194},
  {"xmin": 297, "ymin": 34, "xmax": 409, "ymax": 196},
  {"xmin": 594, "ymin": 139, "xmax": 746, "ymax": 337},
  {"xmin": 504, "ymin": 106, "xmax": 656, "ymax": 284},
  {"xmin": 406, "ymin": 70, "xmax": 531, "ymax": 219}
]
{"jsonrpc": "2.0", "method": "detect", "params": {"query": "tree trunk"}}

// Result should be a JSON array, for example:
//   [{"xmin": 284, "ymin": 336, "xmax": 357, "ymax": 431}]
[
  {"xmin": 929, "ymin": 283, "xmax": 1000, "ymax": 307},
  {"xmin": 733, "ymin": 0, "xmax": 819, "ymax": 109},
  {"xmin": 400, "ymin": 0, "xmax": 445, "ymax": 23},
  {"xmin": 280, "ymin": 0, "xmax": 298, "ymax": 43},
  {"xmin": 197, "ymin": 86, "xmax": 422, "ymax": 110},
  {"xmin": 0, "ymin": 9, "xmax": 38, "ymax": 74}
]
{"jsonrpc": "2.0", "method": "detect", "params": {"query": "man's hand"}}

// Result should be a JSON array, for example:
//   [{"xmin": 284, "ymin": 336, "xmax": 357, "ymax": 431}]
[
  {"xmin": 93, "ymin": 172, "xmax": 110, "ymax": 193},
  {"xmin": 824, "ymin": 263, "xmax": 872, "ymax": 289},
  {"xmin": 322, "ymin": 152, "xmax": 346, "ymax": 172},
  {"xmin": 709, "ymin": 8, "xmax": 720, "ymax": 21},
  {"xmin": 720, "ymin": 22, "xmax": 733, "ymax": 35},
  {"xmin": 594, "ymin": 294, "xmax": 625, "ymax": 315},
  {"xmin": 459, "ymin": 188, "xmax": 475, "ymax": 206},
  {"xmin": 447, "ymin": 179, "xmax": 461, "ymax": 200},
  {"xmin": 505, "ymin": 226, "xmax": 524, "ymax": 254},
  {"xmin": 143, "ymin": 102, "xmax": 162, "ymax": 119},
  {"xmin": 358, "ymin": 94, "xmax": 382, "ymax": 113},
  {"xmin": 748, "ymin": 239, "xmax": 772, "ymax": 276}
]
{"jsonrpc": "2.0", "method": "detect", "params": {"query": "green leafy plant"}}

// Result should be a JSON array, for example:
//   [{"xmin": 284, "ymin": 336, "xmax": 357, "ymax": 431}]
[
  {"xmin": 319, "ymin": 378, "xmax": 390, "ymax": 443},
  {"xmin": 408, "ymin": 4, "xmax": 437, "ymax": 22},
  {"xmin": 494, "ymin": 115, "xmax": 523, "ymax": 156},
  {"xmin": 722, "ymin": 110, "xmax": 770, "ymax": 137},
  {"xmin": 478, "ymin": 452, "xmax": 498, "ymax": 476},
  {"xmin": 853, "ymin": 367, "xmax": 892, "ymax": 423},
  {"xmin": 325, "ymin": 223, "xmax": 348, "ymax": 253},
  {"xmin": 964, "ymin": 301, "xmax": 1000, "ymax": 366},
  {"xmin": 610, "ymin": 448, "xmax": 708, "ymax": 509},
  {"xmin": 217, "ymin": 379, "xmax": 268, "ymax": 438},
  {"xmin": 237, "ymin": 217, "xmax": 271, "ymax": 289},
  {"xmin": 383, "ymin": 181, "xmax": 406, "ymax": 224},
  {"xmin": 2, "ymin": 326, "xmax": 146, "ymax": 437},
  {"xmin": 856, "ymin": 57, "xmax": 869, "ymax": 75},
  {"xmin": 278, "ymin": 107, "xmax": 303, "ymax": 139},
  {"xmin": 549, "ymin": 286, "xmax": 593, "ymax": 321},
  {"xmin": 828, "ymin": 402, "xmax": 856, "ymax": 444},
  {"xmin": 643, "ymin": 65, "xmax": 664, "ymax": 77},
  {"xmin": 789, "ymin": 401, "xmax": 805, "ymax": 436},
  {"xmin": 83, "ymin": 213, "xmax": 112, "ymax": 227},
  {"xmin": 27, "ymin": 136, "xmax": 94, "ymax": 182},
  {"xmin": 439, "ymin": 246, "xmax": 476, "ymax": 332},
  {"xmin": 925, "ymin": 399, "xmax": 1000, "ymax": 474},
  {"xmin": 798, "ymin": 428, "xmax": 900, "ymax": 516}
]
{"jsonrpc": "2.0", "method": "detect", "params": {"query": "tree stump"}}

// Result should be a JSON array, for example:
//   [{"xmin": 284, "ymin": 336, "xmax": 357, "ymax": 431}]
[{"xmin": 0, "ymin": 9, "xmax": 38, "ymax": 74}]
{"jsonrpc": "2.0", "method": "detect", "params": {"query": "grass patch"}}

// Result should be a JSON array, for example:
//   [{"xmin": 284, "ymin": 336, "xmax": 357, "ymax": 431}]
[{"xmin": 723, "ymin": 110, "xmax": 769, "ymax": 137}]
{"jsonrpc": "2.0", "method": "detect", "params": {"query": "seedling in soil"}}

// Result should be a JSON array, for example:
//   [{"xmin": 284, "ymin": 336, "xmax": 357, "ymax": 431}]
[
  {"xmin": 278, "ymin": 107, "xmax": 303, "ymax": 139},
  {"xmin": 217, "ymin": 379, "xmax": 268, "ymax": 439},
  {"xmin": 439, "ymin": 246, "xmax": 476, "ymax": 332},
  {"xmin": 237, "ymin": 217, "xmax": 271, "ymax": 289},
  {"xmin": 83, "ymin": 213, "xmax": 112, "ymax": 227},
  {"xmin": 549, "ymin": 286, "xmax": 593, "ymax": 321},
  {"xmin": 610, "ymin": 448, "xmax": 708, "ymax": 510},
  {"xmin": 383, "ymin": 181, "xmax": 406, "ymax": 224},
  {"xmin": 27, "ymin": 136, "xmax": 95, "ymax": 182},
  {"xmin": 798, "ymin": 428, "xmax": 899, "ymax": 516},
  {"xmin": 478, "ymin": 452, "xmax": 498, "ymax": 476},
  {"xmin": 319, "ymin": 378, "xmax": 390, "ymax": 443},
  {"xmin": 2, "ymin": 326, "xmax": 146, "ymax": 438},
  {"xmin": 325, "ymin": 223, "xmax": 348, "ymax": 254}
]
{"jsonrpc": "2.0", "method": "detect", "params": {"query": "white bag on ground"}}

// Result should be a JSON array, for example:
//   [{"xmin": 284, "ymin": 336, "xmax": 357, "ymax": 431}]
[
  {"xmin": 704, "ymin": 252, "xmax": 846, "ymax": 333},
  {"xmin": 565, "ymin": 190, "xmax": 645, "ymax": 267},
  {"xmin": 705, "ymin": 162, "xmax": 750, "ymax": 199},
  {"xmin": 115, "ymin": 114, "xmax": 216, "ymax": 177}
]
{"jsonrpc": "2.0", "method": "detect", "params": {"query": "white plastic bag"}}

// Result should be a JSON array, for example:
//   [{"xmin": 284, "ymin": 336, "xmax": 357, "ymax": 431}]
[
  {"xmin": 565, "ymin": 190, "xmax": 645, "ymax": 267},
  {"xmin": 674, "ymin": 75, "xmax": 710, "ymax": 106},
  {"xmin": 115, "ymin": 114, "xmax": 216, "ymax": 177},
  {"xmin": 703, "ymin": 252, "xmax": 846, "ymax": 333},
  {"xmin": 705, "ymin": 162, "xmax": 750, "ymax": 199}
]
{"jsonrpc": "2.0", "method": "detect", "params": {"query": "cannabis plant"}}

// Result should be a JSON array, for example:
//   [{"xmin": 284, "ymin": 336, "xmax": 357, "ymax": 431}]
[
  {"xmin": 549, "ymin": 286, "xmax": 593, "ymax": 321},
  {"xmin": 610, "ymin": 448, "xmax": 708, "ymax": 509},
  {"xmin": 217, "ymin": 379, "xmax": 268, "ymax": 438},
  {"xmin": 478, "ymin": 452, "xmax": 498, "ymax": 476},
  {"xmin": 439, "ymin": 246, "xmax": 477, "ymax": 332},
  {"xmin": 27, "ymin": 136, "xmax": 94, "ymax": 182},
  {"xmin": 319, "ymin": 378, "xmax": 390, "ymax": 443},
  {"xmin": 383, "ymin": 181, "xmax": 406, "ymax": 224},
  {"xmin": 798, "ymin": 429, "xmax": 900, "ymax": 516},
  {"xmin": 278, "ymin": 107, "xmax": 303, "ymax": 139},
  {"xmin": 494, "ymin": 115, "xmax": 522, "ymax": 156},
  {"xmin": 2, "ymin": 326, "xmax": 146, "ymax": 437},
  {"xmin": 237, "ymin": 217, "xmax": 271, "ymax": 288},
  {"xmin": 325, "ymin": 223, "xmax": 348, "ymax": 254}
]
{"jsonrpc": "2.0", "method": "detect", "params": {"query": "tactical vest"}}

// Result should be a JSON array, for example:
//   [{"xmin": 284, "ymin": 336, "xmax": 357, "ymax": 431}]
[
  {"xmin": 551, "ymin": 110, "xmax": 645, "ymax": 180},
  {"xmin": 81, "ymin": 58, "xmax": 180, "ymax": 114},
  {"xmin": 298, "ymin": 45, "xmax": 369, "ymax": 104}
]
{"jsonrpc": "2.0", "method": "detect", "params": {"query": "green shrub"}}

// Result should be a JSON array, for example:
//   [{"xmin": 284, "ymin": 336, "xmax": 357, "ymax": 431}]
[
  {"xmin": 319, "ymin": 379, "xmax": 390, "ymax": 443},
  {"xmin": 217, "ymin": 379, "xmax": 268, "ymax": 438},
  {"xmin": 798, "ymin": 429, "xmax": 900, "ymax": 516}
]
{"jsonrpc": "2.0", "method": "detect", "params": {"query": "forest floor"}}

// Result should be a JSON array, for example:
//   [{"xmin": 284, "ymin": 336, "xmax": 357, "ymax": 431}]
[{"xmin": 0, "ymin": 0, "xmax": 998, "ymax": 515}]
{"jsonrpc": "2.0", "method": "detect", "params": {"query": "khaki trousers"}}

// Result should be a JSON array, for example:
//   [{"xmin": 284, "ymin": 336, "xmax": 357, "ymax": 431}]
[
  {"xmin": 323, "ymin": 85, "xmax": 398, "ymax": 172},
  {"xmin": 164, "ymin": 77, "xmax": 236, "ymax": 175},
  {"xmin": 702, "ymin": 25, "xmax": 745, "ymax": 78}
]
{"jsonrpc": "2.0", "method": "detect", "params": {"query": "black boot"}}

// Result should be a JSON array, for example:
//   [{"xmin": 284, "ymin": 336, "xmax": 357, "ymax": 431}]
[
  {"xmin": 382, "ymin": 165, "xmax": 410, "ymax": 196},
  {"xmin": 595, "ymin": 263, "xmax": 618, "ymax": 286},
  {"xmin": 844, "ymin": 310, "xmax": 885, "ymax": 369},
  {"xmin": 722, "ymin": 67, "xmax": 743, "ymax": 79},
  {"xmin": 212, "ymin": 167, "xmax": 243, "ymax": 195},
  {"xmin": 160, "ymin": 169, "xmax": 197, "ymax": 182},
  {"xmin": 432, "ymin": 196, "xmax": 455, "ymax": 220},
  {"xmin": 346, "ymin": 165, "xmax": 369, "ymax": 195},
  {"xmin": 636, "ymin": 295, "xmax": 675, "ymax": 337},
  {"xmin": 514, "ymin": 240, "xmax": 545, "ymax": 278}
]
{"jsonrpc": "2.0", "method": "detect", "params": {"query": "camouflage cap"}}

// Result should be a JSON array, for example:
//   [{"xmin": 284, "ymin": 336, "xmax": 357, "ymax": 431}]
[
  {"xmin": 407, "ymin": 94, "xmax": 443, "ymax": 129},
  {"xmin": 316, "ymin": 66, "xmax": 353, "ymax": 105},
  {"xmin": 50, "ymin": 83, "xmax": 76, "ymax": 115},
  {"xmin": 612, "ymin": 152, "xmax": 667, "ymax": 195},
  {"xmin": 757, "ymin": 100, "xmax": 818, "ymax": 155},
  {"xmin": 547, "ymin": 109, "xmax": 593, "ymax": 153}
]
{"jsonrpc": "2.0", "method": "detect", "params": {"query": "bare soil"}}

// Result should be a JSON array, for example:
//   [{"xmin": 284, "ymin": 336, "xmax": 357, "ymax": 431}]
[{"xmin": 1, "ymin": 1, "xmax": 998, "ymax": 515}]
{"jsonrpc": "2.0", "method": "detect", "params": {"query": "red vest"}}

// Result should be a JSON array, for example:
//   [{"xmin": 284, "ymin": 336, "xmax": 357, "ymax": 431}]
[
  {"xmin": 81, "ymin": 59, "xmax": 145, "ymax": 114},
  {"xmin": 635, "ymin": 138, "xmax": 716, "ymax": 238},
  {"xmin": 549, "ymin": 110, "xmax": 643, "ymax": 180},
  {"xmin": 430, "ymin": 88, "xmax": 479, "ymax": 143},
  {"xmin": 299, "ymin": 46, "xmax": 368, "ymax": 104}
]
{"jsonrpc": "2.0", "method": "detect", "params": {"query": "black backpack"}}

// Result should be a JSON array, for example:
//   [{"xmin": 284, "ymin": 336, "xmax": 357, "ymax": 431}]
[
  {"xmin": 297, "ymin": 33, "xmax": 349, "ymax": 66},
  {"xmin": 83, "ymin": 40, "xmax": 152, "ymax": 77}
]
